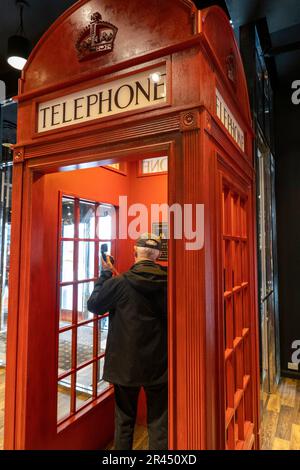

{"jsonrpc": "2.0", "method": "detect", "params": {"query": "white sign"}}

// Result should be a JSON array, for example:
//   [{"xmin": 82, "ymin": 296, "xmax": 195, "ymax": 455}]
[
  {"xmin": 38, "ymin": 65, "xmax": 167, "ymax": 133},
  {"xmin": 142, "ymin": 156, "xmax": 168, "ymax": 174},
  {"xmin": 216, "ymin": 89, "xmax": 245, "ymax": 152}
]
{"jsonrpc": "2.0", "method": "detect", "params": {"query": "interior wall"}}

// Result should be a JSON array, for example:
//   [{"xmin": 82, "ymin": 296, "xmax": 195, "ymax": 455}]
[
  {"xmin": 275, "ymin": 83, "xmax": 300, "ymax": 379},
  {"xmin": 44, "ymin": 161, "xmax": 168, "ymax": 271},
  {"xmin": 43, "ymin": 160, "xmax": 168, "ymax": 430}
]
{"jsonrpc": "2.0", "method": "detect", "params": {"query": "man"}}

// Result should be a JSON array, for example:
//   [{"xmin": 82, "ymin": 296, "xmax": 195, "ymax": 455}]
[{"xmin": 87, "ymin": 234, "xmax": 168, "ymax": 450}]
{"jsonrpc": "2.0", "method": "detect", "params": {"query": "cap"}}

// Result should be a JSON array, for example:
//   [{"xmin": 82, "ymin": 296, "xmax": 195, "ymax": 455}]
[{"xmin": 136, "ymin": 233, "xmax": 162, "ymax": 251}]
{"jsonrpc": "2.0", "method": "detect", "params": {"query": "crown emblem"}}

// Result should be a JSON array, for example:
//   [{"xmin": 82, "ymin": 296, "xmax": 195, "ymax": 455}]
[
  {"xmin": 226, "ymin": 52, "xmax": 237, "ymax": 87},
  {"xmin": 76, "ymin": 12, "xmax": 118, "ymax": 61}
]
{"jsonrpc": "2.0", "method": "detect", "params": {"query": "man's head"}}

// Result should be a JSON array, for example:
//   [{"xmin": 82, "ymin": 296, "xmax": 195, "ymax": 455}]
[{"xmin": 134, "ymin": 233, "xmax": 161, "ymax": 263}]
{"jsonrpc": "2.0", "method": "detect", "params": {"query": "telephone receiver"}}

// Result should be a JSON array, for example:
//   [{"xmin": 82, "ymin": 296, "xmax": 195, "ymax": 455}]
[{"xmin": 101, "ymin": 244, "xmax": 114, "ymax": 265}]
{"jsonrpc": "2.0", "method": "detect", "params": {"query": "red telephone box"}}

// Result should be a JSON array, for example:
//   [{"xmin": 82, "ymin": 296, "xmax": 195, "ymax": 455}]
[{"xmin": 5, "ymin": 0, "xmax": 260, "ymax": 450}]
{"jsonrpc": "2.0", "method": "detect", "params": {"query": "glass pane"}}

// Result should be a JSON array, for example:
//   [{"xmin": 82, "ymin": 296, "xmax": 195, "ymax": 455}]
[
  {"xmin": 77, "ymin": 323, "xmax": 94, "ymax": 367},
  {"xmin": 79, "ymin": 201, "xmax": 96, "ymax": 239},
  {"xmin": 77, "ymin": 282, "xmax": 95, "ymax": 322},
  {"xmin": 97, "ymin": 357, "xmax": 110, "ymax": 395},
  {"xmin": 58, "ymin": 330, "xmax": 72, "ymax": 375},
  {"xmin": 60, "ymin": 285, "xmax": 73, "ymax": 328},
  {"xmin": 57, "ymin": 382, "xmax": 71, "ymax": 422},
  {"xmin": 61, "ymin": 198, "xmax": 75, "ymax": 238},
  {"xmin": 98, "ymin": 317, "xmax": 109, "ymax": 354},
  {"xmin": 78, "ymin": 242, "xmax": 95, "ymax": 281},
  {"xmin": 76, "ymin": 364, "xmax": 93, "ymax": 410},
  {"xmin": 97, "ymin": 205, "xmax": 114, "ymax": 240},
  {"xmin": 141, "ymin": 156, "xmax": 168, "ymax": 174},
  {"xmin": 60, "ymin": 241, "xmax": 74, "ymax": 282}
]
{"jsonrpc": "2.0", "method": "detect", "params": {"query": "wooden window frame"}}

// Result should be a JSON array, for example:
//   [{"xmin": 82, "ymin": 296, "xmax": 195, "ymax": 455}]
[{"xmin": 57, "ymin": 194, "xmax": 116, "ymax": 426}]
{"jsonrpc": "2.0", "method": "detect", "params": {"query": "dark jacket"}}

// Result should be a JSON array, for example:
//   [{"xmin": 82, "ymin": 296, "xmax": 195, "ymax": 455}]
[{"xmin": 87, "ymin": 260, "xmax": 168, "ymax": 387}]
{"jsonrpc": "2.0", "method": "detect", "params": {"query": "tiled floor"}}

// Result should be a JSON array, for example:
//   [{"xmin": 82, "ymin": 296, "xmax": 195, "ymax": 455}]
[{"xmin": 261, "ymin": 378, "xmax": 300, "ymax": 450}]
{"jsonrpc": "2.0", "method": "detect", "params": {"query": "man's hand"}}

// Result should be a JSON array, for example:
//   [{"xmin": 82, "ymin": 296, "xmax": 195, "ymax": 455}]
[{"xmin": 101, "ymin": 255, "xmax": 119, "ymax": 275}]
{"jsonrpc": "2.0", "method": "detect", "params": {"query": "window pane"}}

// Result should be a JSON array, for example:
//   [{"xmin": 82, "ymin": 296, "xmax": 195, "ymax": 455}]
[
  {"xmin": 76, "ymin": 364, "xmax": 93, "ymax": 410},
  {"xmin": 77, "ymin": 323, "xmax": 94, "ymax": 367},
  {"xmin": 58, "ymin": 330, "xmax": 72, "ymax": 375},
  {"xmin": 57, "ymin": 382, "xmax": 71, "ymax": 422},
  {"xmin": 79, "ymin": 201, "xmax": 96, "ymax": 239},
  {"xmin": 77, "ymin": 282, "xmax": 95, "ymax": 322},
  {"xmin": 141, "ymin": 156, "xmax": 168, "ymax": 174},
  {"xmin": 60, "ymin": 241, "xmax": 74, "ymax": 282},
  {"xmin": 98, "ymin": 317, "xmax": 109, "ymax": 354},
  {"xmin": 78, "ymin": 242, "xmax": 95, "ymax": 280},
  {"xmin": 97, "ymin": 357, "xmax": 110, "ymax": 395},
  {"xmin": 97, "ymin": 205, "xmax": 114, "ymax": 240},
  {"xmin": 60, "ymin": 285, "xmax": 73, "ymax": 328},
  {"xmin": 62, "ymin": 198, "xmax": 75, "ymax": 238}
]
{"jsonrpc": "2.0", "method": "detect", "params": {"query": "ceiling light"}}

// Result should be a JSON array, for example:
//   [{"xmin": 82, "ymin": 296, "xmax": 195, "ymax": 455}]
[{"xmin": 7, "ymin": 1, "xmax": 31, "ymax": 71}]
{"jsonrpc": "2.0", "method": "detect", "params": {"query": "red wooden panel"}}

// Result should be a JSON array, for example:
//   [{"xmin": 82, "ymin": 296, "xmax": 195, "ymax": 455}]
[{"xmin": 221, "ymin": 182, "xmax": 257, "ymax": 450}]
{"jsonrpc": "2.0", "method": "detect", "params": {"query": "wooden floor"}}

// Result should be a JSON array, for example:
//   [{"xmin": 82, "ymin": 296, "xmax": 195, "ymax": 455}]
[
  {"xmin": 107, "ymin": 425, "xmax": 148, "ymax": 450},
  {"xmin": 261, "ymin": 378, "xmax": 300, "ymax": 450},
  {"xmin": 0, "ymin": 370, "xmax": 299, "ymax": 450}
]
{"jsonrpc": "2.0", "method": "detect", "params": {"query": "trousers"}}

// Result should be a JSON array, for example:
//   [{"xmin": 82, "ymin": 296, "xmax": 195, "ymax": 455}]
[{"xmin": 114, "ymin": 382, "xmax": 168, "ymax": 450}]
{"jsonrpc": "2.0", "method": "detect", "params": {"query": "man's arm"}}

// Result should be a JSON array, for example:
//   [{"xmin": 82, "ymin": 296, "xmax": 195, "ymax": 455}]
[{"xmin": 87, "ymin": 271, "xmax": 121, "ymax": 315}]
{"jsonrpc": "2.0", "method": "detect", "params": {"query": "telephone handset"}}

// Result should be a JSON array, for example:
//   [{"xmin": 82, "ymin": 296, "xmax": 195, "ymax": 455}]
[{"xmin": 100, "ymin": 243, "xmax": 115, "ymax": 268}]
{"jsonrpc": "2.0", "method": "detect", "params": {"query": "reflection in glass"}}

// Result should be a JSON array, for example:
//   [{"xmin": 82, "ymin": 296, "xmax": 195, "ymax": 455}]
[
  {"xmin": 77, "ymin": 323, "xmax": 94, "ymax": 367},
  {"xmin": 77, "ymin": 282, "xmax": 94, "ymax": 321},
  {"xmin": 61, "ymin": 198, "xmax": 75, "ymax": 238},
  {"xmin": 79, "ymin": 201, "xmax": 96, "ymax": 239},
  {"xmin": 60, "ymin": 241, "xmax": 74, "ymax": 282},
  {"xmin": 97, "ymin": 205, "xmax": 114, "ymax": 240},
  {"xmin": 98, "ymin": 317, "xmax": 109, "ymax": 354},
  {"xmin": 97, "ymin": 358, "xmax": 110, "ymax": 395},
  {"xmin": 58, "ymin": 330, "xmax": 72, "ymax": 375},
  {"xmin": 57, "ymin": 381, "xmax": 71, "ymax": 422},
  {"xmin": 60, "ymin": 285, "xmax": 73, "ymax": 327},
  {"xmin": 78, "ymin": 242, "xmax": 95, "ymax": 280},
  {"xmin": 76, "ymin": 364, "xmax": 93, "ymax": 410}
]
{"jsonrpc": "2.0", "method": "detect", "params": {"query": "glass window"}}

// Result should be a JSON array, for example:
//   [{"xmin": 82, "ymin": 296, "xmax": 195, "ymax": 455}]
[
  {"xmin": 60, "ymin": 242, "xmax": 74, "ymax": 283},
  {"xmin": 79, "ymin": 201, "xmax": 95, "ymax": 239},
  {"xmin": 57, "ymin": 196, "xmax": 114, "ymax": 424},
  {"xmin": 57, "ymin": 382, "xmax": 71, "ymax": 422},
  {"xmin": 58, "ymin": 330, "xmax": 72, "ymax": 376},
  {"xmin": 77, "ymin": 323, "xmax": 94, "ymax": 367},
  {"xmin": 77, "ymin": 282, "xmax": 94, "ymax": 322},
  {"xmin": 78, "ymin": 242, "xmax": 95, "ymax": 281},
  {"xmin": 97, "ymin": 205, "xmax": 115, "ymax": 240},
  {"xmin": 97, "ymin": 358, "xmax": 110, "ymax": 395},
  {"xmin": 76, "ymin": 365, "xmax": 93, "ymax": 410},
  {"xmin": 98, "ymin": 317, "xmax": 109, "ymax": 354},
  {"xmin": 62, "ymin": 198, "xmax": 75, "ymax": 238},
  {"xmin": 60, "ymin": 285, "xmax": 73, "ymax": 328}
]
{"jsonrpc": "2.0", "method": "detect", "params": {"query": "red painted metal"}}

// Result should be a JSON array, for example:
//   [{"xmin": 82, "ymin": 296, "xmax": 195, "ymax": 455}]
[{"xmin": 4, "ymin": 0, "xmax": 259, "ymax": 450}]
